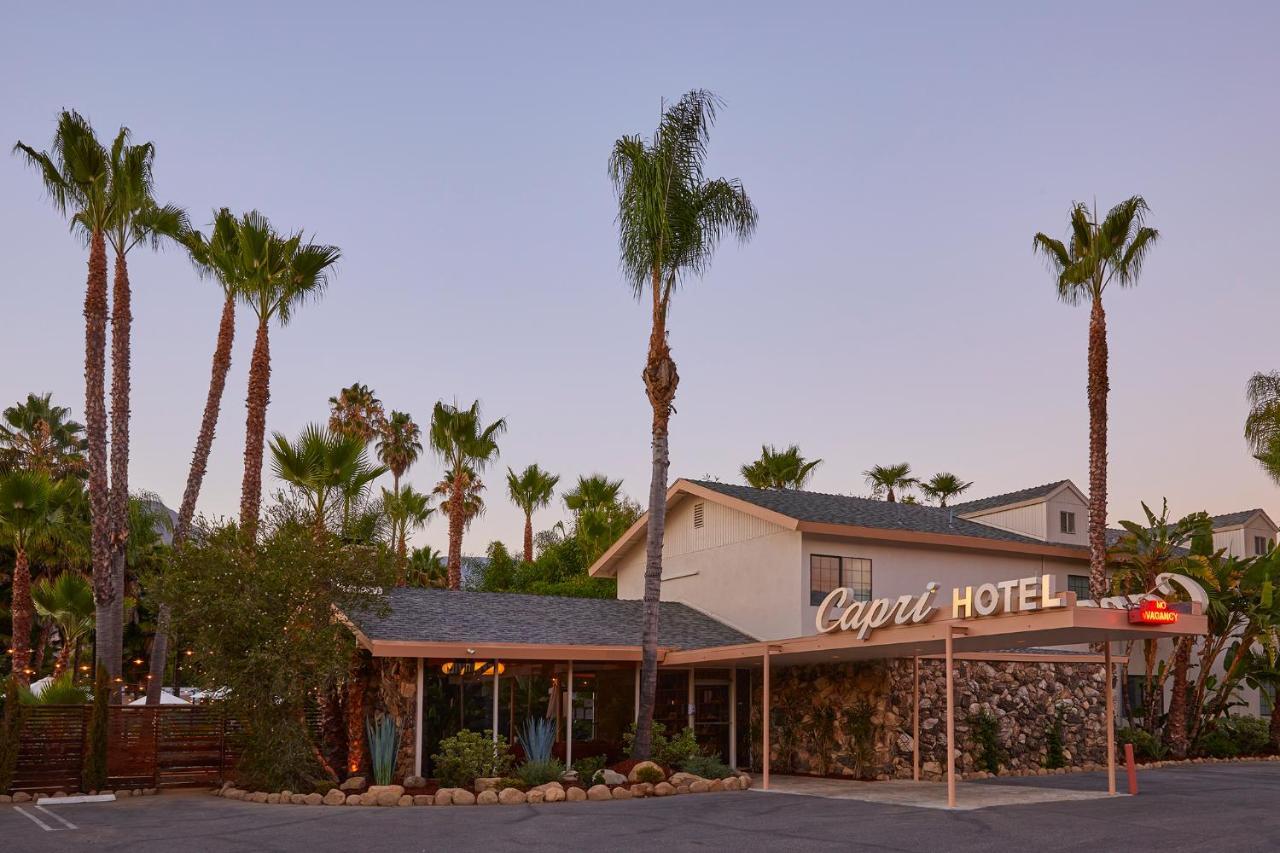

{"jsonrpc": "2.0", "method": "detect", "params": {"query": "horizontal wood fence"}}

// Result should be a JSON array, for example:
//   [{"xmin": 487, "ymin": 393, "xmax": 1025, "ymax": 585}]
[{"xmin": 11, "ymin": 705, "xmax": 237, "ymax": 793}]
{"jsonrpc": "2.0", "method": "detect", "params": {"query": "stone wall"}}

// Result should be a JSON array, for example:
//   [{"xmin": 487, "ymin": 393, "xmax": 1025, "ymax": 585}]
[
  {"xmin": 351, "ymin": 655, "xmax": 418, "ymax": 782},
  {"xmin": 752, "ymin": 658, "xmax": 1108, "ymax": 779}
]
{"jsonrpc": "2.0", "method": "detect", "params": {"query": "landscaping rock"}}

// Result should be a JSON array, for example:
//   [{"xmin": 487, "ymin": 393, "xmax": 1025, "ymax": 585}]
[
  {"xmin": 280, "ymin": 790, "xmax": 292, "ymax": 800},
  {"xmin": 708, "ymin": 779, "xmax": 724, "ymax": 792},
  {"xmin": 722, "ymin": 777, "xmax": 740, "ymax": 791},
  {"xmin": 451, "ymin": 789, "xmax": 477, "ymax": 805},
  {"xmin": 367, "ymin": 784, "xmax": 405, "ymax": 799},
  {"xmin": 346, "ymin": 794, "xmax": 361, "ymax": 805},
  {"xmin": 290, "ymin": 794, "xmax": 307, "ymax": 805},
  {"xmin": 676, "ymin": 785, "xmax": 690, "ymax": 795},
  {"xmin": 250, "ymin": 792, "xmax": 269, "ymax": 803},
  {"xmin": 323, "ymin": 789, "xmax": 346, "ymax": 806},
  {"xmin": 560, "ymin": 770, "xmax": 579, "ymax": 784},
  {"xmin": 586, "ymin": 784, "xmax": 612, "ymax": 801},
  {"xmin": 474, "ymin": 777, "xmax": 502, "ymax": 793},
  {"xmin": 566, "ymin": 786, "xmax": 587, "ymax": 802},
  {"xmin": 0, "ymin": 795, "xmax": 11, "ymax": 803},
  {"xmin": 223, "ymin": 789, "xmax": 244, "ymax": 801},
  {"xmin": 498, "ymin": 787, "xmax": 527, "ymax": 805},
  {"xmin": 627, "ymin": 761, "xmax": 665, "ymax": 783},
  {"xmin": 375, "ymin": 790, "xmax": 401, "ymax": 807},
  {"xmin": 477, "ymin": 789, "xmax": 500, "ymax": 805},
  {"xmin": 530, "ymin": 781, "xmax": 564, "ymax": 794},
  {"xmin": 738, "ymin": 773, "xmax": 752, "ymax": 789},
  {"xmin": 632, "ymin": 782, "xmax": 653, "ymax": 797},
  {"xmin": 543, "ymin": 786, "xmax": 566, "ymax": 803},
  {"xmin": 611, "ymin": 786, "xmax": 632, "ymax": 800},
  {"xmin": 600, "ymin": 769, "xmax": 627, "ymax": 786},
  {"xmin": 403, "ymin": 775, "xmax": 427, "ymax": 788},
  {"xmin": 668, "ymin": 772, "xmax": 705, "ymax": 787},
  {"xmin": 412, "ymin": 794, "xmax": 433, "ymax": 806},
  {"xmin": 303, "ymin": 793, "xmax": 323, "ymax": 806},
  {"xmin": 339, "ymin": 776, "xmax": 365, "ymax": 792},
  {"xmin": 12, "ymin": 792, "xmax": 31, "ymax": 803},
  {"xmin": 398, "ymin": 795, "xmax": 414, "ymax": 806},
  {"xmin": 653, "ymin": 782, "xmax": 675, "ymax": 797},
  {"xmin": 132, "ymin": 789, "xmax": 143, "ymax": 797},
  {"xmin": 114, "ymin": 789, "xmax": 131, "ymax": 798},
  {"xmin": 50, "ymin": 791, "xmax": 66, "ymax": 798},
  {"xmin": 689, "ymin": 780, "xmax": 711, "ymax": 793},
  {"xmin": 526, "ymin": 789, "xmax": 545, "ymax": 804}
]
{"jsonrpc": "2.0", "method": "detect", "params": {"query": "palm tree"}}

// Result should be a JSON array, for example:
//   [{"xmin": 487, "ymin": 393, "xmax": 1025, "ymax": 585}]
[
  {"xmin": 740, "ymin": 444, "xmax": 822, "ymax": 490},
  {"xmin": 15, "ymin": 111, "xmax": 118, "ymax": 679},
  {"xmin": 0, "ymin": 471, "xmax": 75, "ymax": 685},
  {"xmin": 1034, "ymin": 197, "xmax": 1159, "ymax": 600},
  {"xmin": 268, "ymin": 424, "xmax": 386, "ymax": 534},
  {"xmin": 429, "ymin": 401, "xmax": 506, "ymax": 589},
  {"xmin": 563, "ymin": 474, "xmax": 624, "ymax": 516},
  {"xmin": 0, "ymin": 393, "xmax": 88, "ymax": 477},
  {"xmin": 507, "ymin": 465, "xmax": 560, "ymax": 562},
  {"xmin": 609, "ymin": 89, "xmax": 757, "ymax": 759},
  {"xmin": 918, "ymin": 473, "xmax": 973, "ymax": 507},
  {"xmin": 31, "ymin": 572, "xmax": 95, "ymax": 677},
  {"xmin": 406, "ymin": 545, "xmax": 448, "ymax": 589},
  {"xmin": 329, "ymin": 383, "xmax": 385, "ymax": 443},
  {"xmin": 378, "ymin": 411, "xmax": 423, "ymax": 496},
  {"xmin": 863, "ymin": 463, "xmax": 916, "ymax": 502},
  {"xmin": 1244, "ymin": 372, "xmax": 1280, "ymax": 483},
  {"xmin": 382, "ymin": 485, "xmax": 435, "ymax": 583},
  {"xmin": 233, "ymin": 212, "xmax": 340, "ymax": 540}
]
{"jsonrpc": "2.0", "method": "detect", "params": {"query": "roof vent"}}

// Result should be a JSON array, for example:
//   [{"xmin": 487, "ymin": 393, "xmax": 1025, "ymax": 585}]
[{"xmin": 693, "ymin": 502, "xmax": 705, "ymax": 529}]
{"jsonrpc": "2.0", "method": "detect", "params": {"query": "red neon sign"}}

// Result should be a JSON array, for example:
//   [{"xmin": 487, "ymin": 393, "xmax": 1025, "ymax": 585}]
[{"xmin": 1128, "ymin": 599, "xmax": 1178, "ymax": 625}]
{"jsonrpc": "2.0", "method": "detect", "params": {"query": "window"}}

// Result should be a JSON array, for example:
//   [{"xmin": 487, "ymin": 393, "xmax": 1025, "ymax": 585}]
[
  {"xmin": 1067, "ymin": 574, "xmax": 1091, "ymax": 602},
  {"xmin": 1254, "ymin": 535, "xmax": 1271, "ymax": 556},
  {"xmin": 693, "ymin": 503, "xmax": 705, "ymax": 529},
  {"xmin": 1126, "ymin": 675, "xmax": 1147, "ymax": 715},
  {"xmin": 1263, "ymin": 684, "xmax": 1276, "ymax": 717},
  {"xmin": 808, "ymin": 555, "xmax": 872, "ymax": 606},
  {"xmin": 1060, "ymin": 511, "xmax": 1076, "ymax": 534}
]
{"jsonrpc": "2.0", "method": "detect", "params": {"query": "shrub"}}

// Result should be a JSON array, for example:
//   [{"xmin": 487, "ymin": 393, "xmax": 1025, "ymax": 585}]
[
  {"xmin": 1195, "ymin": 728, "xmax": 1240, "ymax": 759},
  {"xmin": 82, "ymin": 666, "xmax": 109, "ymax": 792},
  {"xmin": 680, "ymin": 753, "xmax": 733, "ymax": 779},
  {"xmin": 1043, "ymin": 706, "xmax": 1066, "ymax": 770},
  {"xmin": 842, "ymin": 700, "xmax": 877, "ymax": 780},
  {"xmin": 624, "ymin": 721, "xmax": 700, "ymax": 768},
  {"xmin": 1223, "ymin": 716, "xmax": 1270, "ymax": 756},
  {"xmin": 313, "ymin": 780, "xmax": 336, "ymax": 795},
  {"xmin": 365, "ymin": 715, "xmax": 401, "ymax": 786},
  {"xmin": 516, "ymin": 758, "xmax": 564, "ymax": 787},
  {"xmin": 1117, "ymin": 727, "xmax": 1166, "ymax": 761},
  {"xmin": 970, "ymin": 710, "xmax": 1005, "ymax": 774},
  {"xmin": 0, "ymin": 676, "xmax": 28, "ymax": 793},
  {"xmin": 634, "ymin": 764, "xmax": 665, "ymax": 784},
  {"xmin": 20, "ymin": 673, "xmax": 90, "ymax": 706},
  {"xmin": 432, "ymin": 730, "xmax": 515, "ymax": 789},
  {"xmin": 517, "ymin": 716, "xmax": 556, "ymax": 764},
  {"xmin": 572, "ymin": 754, "xmax": 606, "ymax": 785},
  {"xmin": 494, "ymin": 776, "xmax": 528, "ymax": 791}
]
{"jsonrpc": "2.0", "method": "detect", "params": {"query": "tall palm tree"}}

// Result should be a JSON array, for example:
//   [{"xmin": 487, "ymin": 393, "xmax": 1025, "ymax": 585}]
[
  {"xmin": 0, "ymin": 471, "xmax": 75, "ymax": 686},
  {"xmin": 918, "ymin": 473, "xmax": 973, "ymax": 507},
  {"xmin": 507, "ymin": 464, "xmax": 560, "ymax": 562},
  {"xmin": 329, "ymin": 383, "xmax": 385, "ymax": 443},
  {"xmin": 609, "ymin": 90, "xmax": 757, "ymax": 759},
  {"xmin": 740, "ymin": 444, "xmax": 822, "ymax": 490},
  {"xmin": 1244, "ymin": 372, "xmax": 1280, "ymax": 483},
  {"xmin": 429, "ymin": 401, "xmax": 506, "ymax": 589},
  {"xmin": 406, "ymin": 545, "xmax": 448, "ymax": 589},
  {"xmin": 233, "ymin": 212, "xmax": 340, "ymax": 540},
  {"xmin": 382, "ymin": 485, "xmax": 435, "ymax": 583},
  {"xmin": 0, "ymin": 393, "xmax": 88, "ymax": 477},
  {"xmin": 14, "ymin": 111, "xmax": 118, "ymax": 679},
  {"xmin": 32, "ymin": 572, "xmax": 95, "ymax": 677},
  {"xmin": 563, "ymin": 474, "xmax": 624, "ymax": 515},
  {"xmin": 378, "ymin": 411, "xmax": 423, "ymax": 496},
  {"xmin": 863, "ymin": 463, "xmax": 916, "ymax": 502},
  {"xmin": 268, "ymin": 424, "xmax": 386, "ymax": 534},
  {"xmin": 1034, "ymin": 197, "xmax": 1159, "ymax": 600}
]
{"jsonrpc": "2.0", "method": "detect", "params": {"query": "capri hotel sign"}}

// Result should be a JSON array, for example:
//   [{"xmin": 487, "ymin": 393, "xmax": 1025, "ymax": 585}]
[{"xmin": 815, "ymin": 572, "xmax": 1202, "ymax": 640}]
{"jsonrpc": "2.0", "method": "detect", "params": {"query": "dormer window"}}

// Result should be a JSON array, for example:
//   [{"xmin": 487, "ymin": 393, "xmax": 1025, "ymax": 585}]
[
  {"xmin": 1255, "ymin": 536, "xmax": 1271, "ymax": 555},
  {"xmin": 693, "ymin": 502, "xmax": 705, "ymax": 529},
  {"xmin": 1060, "ymin": 511, "xmax": 1076, "ymax": 535}
]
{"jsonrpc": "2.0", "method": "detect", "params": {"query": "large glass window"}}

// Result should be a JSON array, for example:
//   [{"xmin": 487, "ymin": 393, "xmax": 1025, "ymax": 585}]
[
  {"xmin": 809, "ymin": 554, "xmax": 872, "ymax": 605},
  {"xmin": 1068, "ymin": 574, "xmax": 1091, "ymax": 602}
]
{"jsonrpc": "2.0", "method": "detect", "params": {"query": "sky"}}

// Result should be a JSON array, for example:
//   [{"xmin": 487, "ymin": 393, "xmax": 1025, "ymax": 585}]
[{"xmin": 3, "ymin": 2, "xmax": 1279, "ymax": 554}]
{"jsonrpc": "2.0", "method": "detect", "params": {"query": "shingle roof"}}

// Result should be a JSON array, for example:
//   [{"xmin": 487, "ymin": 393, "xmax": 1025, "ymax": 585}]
[
  {"xmin": 347, "ymin": 587, "xmax": 756, "ymax": 650},
  {"xmin": 1210, "ymin": 509, "xmax": 1263, "ymax": 529},
  {"xmin": 686, "ymin": 479, "xmax": 1065, "ymax": 548},
  {"xmin": 949, "ymin": 481, "xmax": 1072, "ymax": 515}
]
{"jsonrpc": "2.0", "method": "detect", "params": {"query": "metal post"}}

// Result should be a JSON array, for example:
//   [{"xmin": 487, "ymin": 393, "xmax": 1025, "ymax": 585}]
[
  {"xmin": 492, "ymin": 662, "xmax": 500, "ymax": 744},
  {"xmin": 913, "ymin": 656, "xmax": 920, "ymax": 782},
  {"xmin": 729, "ymin": 668, "xmax": 738, "ymax": 770},
  {"xmin": 414, "ymin": 658, "xmax": 424, "ymax": 778},
  {"xmin": 945, "ymin": 630, "xmax": 956, "ymax": 808},
  {"xmin": 1105, "ymin": 639, "xmax": 1116, "ymax": 795},
  {"xmin": 566, "ymin": 661, "xmax": 574, "ymax": 768},
  {"xmin": 762, "ymin": 646, "xmax": 771, "ymax": 791}
]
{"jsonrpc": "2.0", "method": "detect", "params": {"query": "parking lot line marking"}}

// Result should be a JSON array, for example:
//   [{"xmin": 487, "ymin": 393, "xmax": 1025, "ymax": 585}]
[
  {"xmin": 35, "ymin": 805, "xmax": 77, "ymax": 830},
  {"xmin": 13, "ymin": 806, "xmax": 59, "ymax": 831}
]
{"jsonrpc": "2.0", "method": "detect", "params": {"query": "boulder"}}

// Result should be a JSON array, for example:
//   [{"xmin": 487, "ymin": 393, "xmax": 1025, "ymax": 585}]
[
  {"xmin": 477, "ymin": 789, "xmax": 499, "ymax": 805},
  {"xmin": 543, "ymin": 786, "xmax": 566, "ymax": 803},
  {"xmin": 12, "ymin": 792, "xmax": 32, "ymax": 803},
  {"xmin": 398, "ymin": 795, "xmax": 414, "ymax": 806},
  {"xmin": 339, "ymin": 776, "xmax": 366, "ymax": 792},
  {"xmin": 653, "ymin": 782, "xmax": 675, "ymax": 797},
  {"xmin": 346, "ymin": 794, "xmax": 362, "ymax": 805},
  {"xmin": 498, "ymin": 787, "xmax": 527, "ymax": 805},
  {"xmin": 323, "ymin": 789, "xmax": 346, "ymax": 806},
  {"xmin": 434, "ymin": 789, "xmax": 454, "ymax": 806},
  {"xmin": 367, "ymin": 784, "xmax": 405, "ymax": 799},
  {"xmin": 132, "ymin": 789, "xmax": 143, "ymax": 797},
  {"xmin": 412, "ymin": 795, "xmax": 433, "ymax": 806},
  {"xmin": 303, "ymin": 793, "xmax": 323, "ymax": 806},
  {"xmin": 0, "ymin": 795, "xmax": 11, "ymax": 804},
  {"xmin": 627, "ymin": 761, "xmax": 665, "ymax": 783},
  {"xmin": 526, "ymin": 789, "xmax": 545, "ymax": 804},
  {"xmin": 560, "ymin": 770, "xmax": 580, "ymax": 784},
  {"xmin": 708, "ymin": 779, "xmax": 724, "ymax": 792},
  {"xmin": 668, "ymin": 772, "xmax": 706, "ymax": 787},
  {"xmin": 375, "ymin": 790, "xmax": 401, "ymax": 807},
  {"xmin": 689, "ymin": 780, "xmax": 711, "ymax": 793},
  {"xmin": 267, "ymin": 793, "xmax": 281, "ymax": 804},
  {"xmin": 566, "ymin": 786, "xmax": 587, "ymax": 802},
  {"xmin": 611, "ymin": 786, "xmax": 633, "ymax": 800},
  {"xmin": 586, "ymin": 784, "xmax": 612, "ymax": 801},
  {"xmin": 114, "ymin": 790, "xmax": 132, "ymax": 798},
  {"xmin": 474, "ymin": 777, "xmax": 502, "ymax": 793},
  {"xmin": 249, "ymin": 792, "xmax": 269, "ymax": 803},
  {"xmin": 738, "ymin": 773, "xmax": 752, "ymax": 789},
  {"xmin": 451, "ymin": 789, "xmax": 476, "ymax": 806},
  {"xmin": 676, "ymin": 785, "xmax": 690, "ymax": 795},
  {"xmin": 600, "ymin": 769, "xmax": 628, "ymax": 786},
  {"xmin": 632, "ymin": 782, "xmax": 653, "ymax": 797},
  {"xmin": 280, "ymin": 790, "xmax": 293, "ymax": 801},
  {"xmin": 358, "ymin": 793, "xmax": 379, "ymax": 806},
  {"xmin": 403, "ymin": 775, "xmax": 427, "ymax": 788},
  {"xmin": 722, "ymin": 777, "xmax": 740, "ymax": 791},
  {"xmin": 290, "ymin": 794, "xmax": 308, "ymax": 805},
  {"xmin": 530, "ymin": 781, "xmax": 565, "ymax": 794}
]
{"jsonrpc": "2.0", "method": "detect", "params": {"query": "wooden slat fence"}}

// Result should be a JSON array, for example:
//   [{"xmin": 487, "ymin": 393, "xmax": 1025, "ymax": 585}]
[{"xmin": 9, "ymin": 705, "xmax": 237, "ymax": 793}]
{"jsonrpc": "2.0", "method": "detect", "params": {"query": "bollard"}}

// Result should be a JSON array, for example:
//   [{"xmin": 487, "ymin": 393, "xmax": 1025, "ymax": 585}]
[{"xmin": 1125, "ymin": 743, "xmax": 1138, "ymax": 795}]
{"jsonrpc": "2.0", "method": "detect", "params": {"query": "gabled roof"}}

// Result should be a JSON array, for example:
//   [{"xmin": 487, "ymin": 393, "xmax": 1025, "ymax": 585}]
[
  {"xmin": 1209, "ymin": 509, "xmax": 1277, "ymax": 531},
  {"xmin": 345, "ymin": 587, "xmax": 755, "ymax": 653},
  {"xmin": 950, "ymin": 480, "xmax": 1074, "ymax": 515}
]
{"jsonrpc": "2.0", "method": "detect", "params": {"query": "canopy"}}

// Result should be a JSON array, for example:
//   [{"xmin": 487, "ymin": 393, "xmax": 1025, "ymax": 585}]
[{"xmin": 128, "ymin": 689, "xmax": 190, "ymax": 705}]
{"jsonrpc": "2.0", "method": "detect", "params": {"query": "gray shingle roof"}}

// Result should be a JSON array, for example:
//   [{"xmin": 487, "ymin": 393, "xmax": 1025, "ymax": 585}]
[
  {"xmin": 347, "ymin": 587, "xmax": 756, "ymax": 649},
  {"xmin": 1210, "ymin": 509, "xmax": 1263, "ymax": 528},
  {"xmin": 949, "ymin": 481, "xmax": 1071, "ymax": 515},
  {"xmin": 686, "ymin": 479, "xmax": 1067, "ymax": 548}
]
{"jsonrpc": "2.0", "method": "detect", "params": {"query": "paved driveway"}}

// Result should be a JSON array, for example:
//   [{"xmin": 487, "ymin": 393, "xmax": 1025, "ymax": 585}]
[{"xmin": 3, "ymin": 762, "xmax": 1277, "ymax": 853}]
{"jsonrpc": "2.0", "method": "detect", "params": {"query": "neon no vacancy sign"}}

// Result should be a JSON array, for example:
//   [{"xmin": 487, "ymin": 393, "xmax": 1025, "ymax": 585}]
[{"xmin": 1128, "ymin": 599, "xmax": 1179, "ymax": 625}]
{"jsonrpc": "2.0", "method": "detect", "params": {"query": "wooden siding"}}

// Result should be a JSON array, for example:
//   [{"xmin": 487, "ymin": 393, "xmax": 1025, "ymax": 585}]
[
  {"xmin": 663, "ymin": 496, "xmax": 787, "ymax": 558},
  {"xmin": 963, "ymin": 503, "xmax": 1047, "ymax": 540}
]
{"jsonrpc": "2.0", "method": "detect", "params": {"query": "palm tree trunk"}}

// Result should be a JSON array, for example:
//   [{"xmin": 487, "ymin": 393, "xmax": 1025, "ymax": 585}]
[
  {"xmin": 447, "ymin": 472, "xmax": 464, "ymax": 589},
  {"xmin": 633, "ymin": 277, "xmax": 679, "ymax": 761},
  {"xmin": 395, "ymin": 527, "xmax": 408, "ymax": 586},
  {"xmin": 10, "ymin": 548, "xmax": 33, "ymax": 686},
  {"xmin": 1166, "ymin": 637, "xmax": 1191, "ymax": 757},
  {"xmin": 148, "ymin": 292, "xmax": 236, "ymax": 703},
  {"xmin": 1087, "ymin": 298, "xmax": 1109, "ymax": 600},
  {"xmin": 1270, "ymin": 692, "xmax": 1280, "ymax": 750},
  {"xmin": 1143, "ymin": 639, "xmax": 1160, "ymax": 735},
  {"xmin": 54, "ymin": 633, "xmax": 74, "ymax": 676},
  {"xmin": 31, "ymin": 621, "xmax": 51, "ymax": 674},
  {"xmin": 240, "ymin": 317, "xmax": 272, "ymax": 541},
  {"xmin": 85, "ymin": 231, "xmax": 117, "ymax": 685},
  {"xmin": 107, "ymin": 255, "xmax": 133, "ymax": 669},
  {"xmin": 523, "ymin": 512, "xmax": 534, "ymax": 563}
]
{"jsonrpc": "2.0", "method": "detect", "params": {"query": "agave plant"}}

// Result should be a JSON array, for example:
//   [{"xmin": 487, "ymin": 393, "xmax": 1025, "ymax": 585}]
[
  {"xmin": 517, "ymin": 716, "xmax": 557, "ymax": 764},
  {"xmin": 365, "ymin": 714, "xmax": 401, "ymax": 786}
]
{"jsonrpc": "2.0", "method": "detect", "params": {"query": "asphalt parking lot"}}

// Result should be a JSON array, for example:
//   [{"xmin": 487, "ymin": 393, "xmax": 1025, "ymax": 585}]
[{"xmin": 3, "ymin": 761, "xmax": 1277, "ymax": 853}]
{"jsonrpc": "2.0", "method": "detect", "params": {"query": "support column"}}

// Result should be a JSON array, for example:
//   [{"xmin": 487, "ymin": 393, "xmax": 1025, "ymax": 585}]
[
  {"xmin": 1105, "ymin": 639, "xmax": 1116, "ymax": 796},
  {"xmin": 414, "ymin": 658, "xmax": 424, "ymax": 778},
  {"xmin": 762, "ymin": 646, "xmax": 771, "ymax": 791},
  {"xmin": 729, "ymin": 668, "xmax": 738, "ymax": 770},
  {"xmin": 492, "ymin": 661, "xmax": 500, "ymax": 745},
  {"xmin": 566, "ymin": 660, "xmax": 574, "ymax": 768},
  {"xmin": 912, "ymin": 656, "xmax": 920, "ymax": 782},
  {"xmin": 687, "ymin": 669, "xmax": 696, "ymax": 731},
  {"xmin": 633, "ymin": 663, "xmax": 640, "ymax": 724},
  {"xmin": 945, "ymin": 630, "xmax": 956, "ymax": 808}
]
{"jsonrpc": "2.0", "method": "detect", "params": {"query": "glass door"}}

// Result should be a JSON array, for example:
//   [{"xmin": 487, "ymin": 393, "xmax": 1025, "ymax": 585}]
[{"xmin": 694, "ymin": 680, "xmax": 731, "ymax": 761}]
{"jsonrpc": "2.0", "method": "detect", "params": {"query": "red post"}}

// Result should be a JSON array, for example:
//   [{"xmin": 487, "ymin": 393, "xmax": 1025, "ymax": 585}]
[{"xmin": 1124, "ymin": 743, "xmax": 1138, "ymax": 795}]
